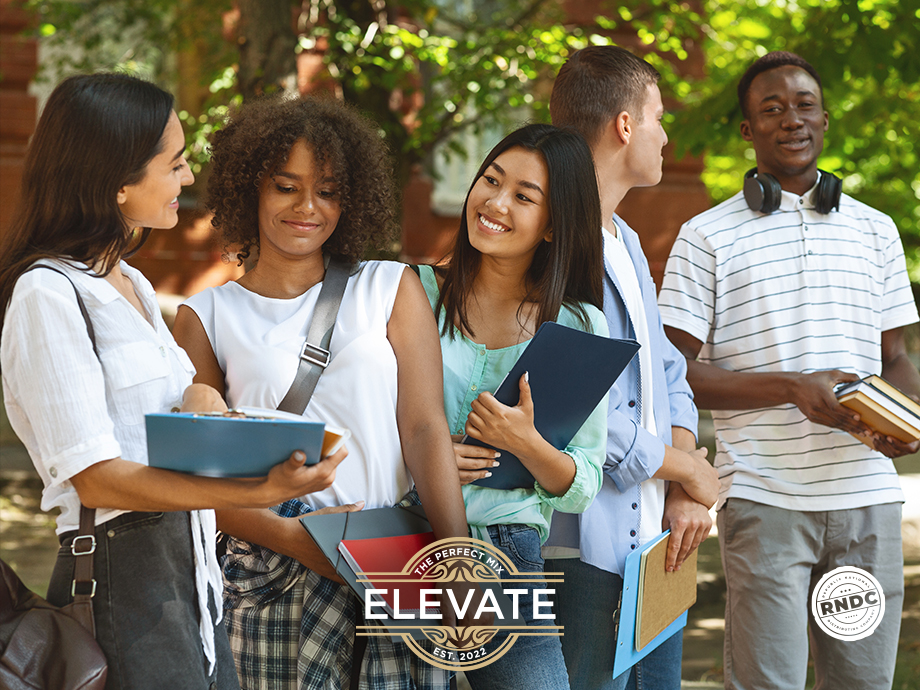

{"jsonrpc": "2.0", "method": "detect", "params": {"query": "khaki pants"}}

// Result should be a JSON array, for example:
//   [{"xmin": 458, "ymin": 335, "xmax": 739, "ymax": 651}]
[{"xmin": 718, "ymin": 499, "xmax": 902, "ymax": 690}]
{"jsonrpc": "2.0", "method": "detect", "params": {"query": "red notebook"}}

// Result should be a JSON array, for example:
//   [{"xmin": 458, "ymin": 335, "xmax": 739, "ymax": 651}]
[{"xmin": 337, "ymin": 531, "xmax": 437, "ymax": 616}]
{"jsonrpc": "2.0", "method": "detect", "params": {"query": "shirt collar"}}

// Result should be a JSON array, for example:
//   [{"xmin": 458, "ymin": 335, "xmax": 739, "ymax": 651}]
[
  {"xmin": 54, "ymin": 258, "xmax": 139, "ymax": 305},
  {"xmin": 777, "ymin": 171, "xmax": 824, "ymax": 213}
]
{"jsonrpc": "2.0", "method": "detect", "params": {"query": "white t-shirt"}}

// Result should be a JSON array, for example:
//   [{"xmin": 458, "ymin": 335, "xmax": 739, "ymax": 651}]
[
  {"xmin": 603, "ymin": 225, "xmax": 665, "ymax": 544},
  {"xmin": 2, "ymin": 259, "xmax": 195, "ymax": 533},
  {"xmin": 660, "ymin": 181, "xmax": 917, "ymax": 511},
  {"xmin": 183, "ymin": 260, "xmax": 411, "ymax": 510}
]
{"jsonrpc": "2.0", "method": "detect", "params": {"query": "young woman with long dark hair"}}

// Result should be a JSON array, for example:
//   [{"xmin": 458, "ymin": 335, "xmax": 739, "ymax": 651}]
[
  {"xmin": 418, "ymin": 123, "xmax": 608, "ymax": 689},
  {"xmin": 0, "ymin": 74, "xmax": 344, "ymax": 689}
]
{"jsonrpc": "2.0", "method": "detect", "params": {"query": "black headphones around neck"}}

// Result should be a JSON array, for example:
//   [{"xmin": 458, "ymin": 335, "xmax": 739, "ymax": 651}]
[{"xmin": 743, "ymin": 168, "xmax": 842, "ymax": 215}]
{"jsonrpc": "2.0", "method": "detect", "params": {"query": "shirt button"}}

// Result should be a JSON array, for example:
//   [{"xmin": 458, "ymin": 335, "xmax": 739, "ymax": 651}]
[
  {"xmin": 803, "ymin": 225, "xmax": 808, "ymax": 231},
  {"xmin": 470, "ymin": 384, "xmax": 477, "ymax": 391},
  {"xmin": 798, "ymin": 198, "xmax": 803, "ymax": 204},
  {"xmin": 630, "ymin": 544, "xmax": 637, "ymax": 550},
  {"xmin": 479, "ymin": 349, "xmax": 486, "ymax": 356},
  {"xmin": 49, "ymin": 466, "xmax": 58, "ymax": 478},
  {"xmin": 630, "ymin": 529, "xmax": 637, "ymax": 537},
  {"xmin": 807, "ymin": 250, "xmax": 814, "ymax": 256},
  {"xmin": 628, "ymin": 400, "xmax": 636, "ymax": 408},
  {"xmin": 457, "ymin": 429, "xmax": 464, "ymax": 434},
  {"xmin": 159, "ymin": 346, "xmax": 167, "ymax": 357},
  {"xmin": 631, "ymin": 503, "xmax": 638, "ymax": 510}
]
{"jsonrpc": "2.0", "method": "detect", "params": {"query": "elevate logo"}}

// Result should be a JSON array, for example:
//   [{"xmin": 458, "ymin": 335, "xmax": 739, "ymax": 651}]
[
  {"xmin": 810, "ymin": 566, "xmax": 885, "ymax": 641},
  {"xmin": 355, "ymin": 537, "xmax": 561, "ymax": 670}
]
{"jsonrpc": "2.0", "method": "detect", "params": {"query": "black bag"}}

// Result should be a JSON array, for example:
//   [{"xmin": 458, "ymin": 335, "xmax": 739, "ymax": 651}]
[
  {"xmin": 0, "ymin": 558, "xmax": 107, "ymax": 689},
  {"xmin": 0, "ymin": 264, "xmax": 107, "ymax": 688}
]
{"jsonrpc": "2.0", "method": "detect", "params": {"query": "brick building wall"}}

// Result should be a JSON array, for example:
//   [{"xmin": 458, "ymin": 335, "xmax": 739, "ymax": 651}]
[{"xmin": 0, "ymin": 0, "xmax": 36, "ymax": 238}]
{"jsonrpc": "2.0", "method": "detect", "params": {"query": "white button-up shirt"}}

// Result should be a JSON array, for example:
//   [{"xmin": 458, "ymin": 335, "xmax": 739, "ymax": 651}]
[{"xmin": 1, "ymin": 259, "xmax": 195, "ymax": 533}]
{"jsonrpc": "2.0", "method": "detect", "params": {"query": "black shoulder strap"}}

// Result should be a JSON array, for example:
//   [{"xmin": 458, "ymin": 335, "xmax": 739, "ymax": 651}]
[
  {"xmin": 22, "ymin": 264, "xmax": 99, "ymax": 358},
  {"xmin": 277, "ymin": 259, "xmax": 354, "ymax": 415},
  {"xmin": 20, "ymin": 263, "xmax": 98, "ymax": 627},
  {"xmin": 408, "ymin": 264, "xmax": 420, "ymax": 277}
]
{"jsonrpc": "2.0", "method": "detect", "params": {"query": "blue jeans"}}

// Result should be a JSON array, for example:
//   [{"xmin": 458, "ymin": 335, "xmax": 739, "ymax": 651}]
[
  {"xmin": 464, "ymin": 524, "xmax": 570, "ymax": 690},
  {"xmin": 545, "ymin": 558, "xmax": 682, "ymax": 690}
]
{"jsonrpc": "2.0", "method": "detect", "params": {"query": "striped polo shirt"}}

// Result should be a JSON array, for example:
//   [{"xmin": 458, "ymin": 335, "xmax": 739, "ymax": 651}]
[{"xmin": 658, "ymin": 179, "xmax": 918, "ymax": 511}]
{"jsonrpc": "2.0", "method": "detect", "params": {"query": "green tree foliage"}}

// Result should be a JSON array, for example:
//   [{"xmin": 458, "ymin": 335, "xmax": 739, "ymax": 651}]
[
  {"xmin": 661, "ymin": 0, "xmax": 920, "ymax": 281},
  {"xmin": 27, "ymin": 0, "xmax": 920, "ymax": 279}
]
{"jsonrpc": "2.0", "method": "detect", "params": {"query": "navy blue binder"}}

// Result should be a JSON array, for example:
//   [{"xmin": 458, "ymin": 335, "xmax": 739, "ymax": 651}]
[
  {"xmin": 145, "ymin": 413, "xmax": 326, "ymax": 477},
  {"xmin": 463, "ymin": 321, "xmax": 639, "ymax": 490}
]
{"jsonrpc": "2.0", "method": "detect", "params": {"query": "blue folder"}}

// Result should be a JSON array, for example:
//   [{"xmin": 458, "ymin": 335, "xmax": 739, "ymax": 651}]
[
  {"xmin": 145, "ymin": 413, "xmax": 325, "ymax": 477},
  {"xmin": 463, "ymin": 321, "xmax": 639, "ymax": 490},
  {"xmin": 612, "ymin": 530, "xmax": 689, "ymax": 678}
]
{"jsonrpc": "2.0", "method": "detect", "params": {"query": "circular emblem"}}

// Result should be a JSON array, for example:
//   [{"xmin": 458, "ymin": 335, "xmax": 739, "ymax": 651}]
[
  {"xmin": 354, "ymin": 537, "xmax": 562, "ymax": 671},
  {"xmin": 811, "ymin": 566, "xmax": 885, "ymax": 641}
]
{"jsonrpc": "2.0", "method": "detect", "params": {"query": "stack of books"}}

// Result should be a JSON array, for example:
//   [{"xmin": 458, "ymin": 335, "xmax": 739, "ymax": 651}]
[{"xmin": 835, "ymin": 375, "xmax": 920, "ymax": 445}]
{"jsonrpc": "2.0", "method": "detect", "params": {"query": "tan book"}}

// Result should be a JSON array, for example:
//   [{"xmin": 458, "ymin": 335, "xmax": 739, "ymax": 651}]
[
  {"xmin": 635, "ymin": 535, "xmax": 698, "ymax": 650},
  {"xmin": 836, "ymin": 378, "xmax": 920, "ymax": 446},
  {"xmin": 863, "ymin": 375, "xmax": 920, "ymax": 418}
]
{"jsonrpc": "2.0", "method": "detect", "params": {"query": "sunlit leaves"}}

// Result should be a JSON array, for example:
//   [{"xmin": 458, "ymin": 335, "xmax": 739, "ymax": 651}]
[{"xmin": 668, "ymin": 0, "xmax": 920, "ymax": 275}]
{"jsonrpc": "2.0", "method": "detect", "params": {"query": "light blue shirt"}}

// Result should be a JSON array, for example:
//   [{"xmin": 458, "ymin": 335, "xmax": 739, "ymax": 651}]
[
  {"xmin": 545, "ymin": 216, "xmax": 698, "ymax": 576},
  {"xmin": 418, "ymin": 265, "xmax": 608, "ymax": 544}
]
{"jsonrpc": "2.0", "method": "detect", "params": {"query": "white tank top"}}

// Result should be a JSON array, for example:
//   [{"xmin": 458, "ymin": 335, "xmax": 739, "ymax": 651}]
[{"xmin": 183, "ymin": 260, "xmax": 411, "ymax": 510}]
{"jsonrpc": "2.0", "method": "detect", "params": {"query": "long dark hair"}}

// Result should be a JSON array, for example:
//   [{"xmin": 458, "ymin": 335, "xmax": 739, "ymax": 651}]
[
  {"xmin": 437, "ymin": 123, "xmax": 603, "ymax": 338},
  {"xmin": 0, "ymin": 73, "xmax": 174, "ymax": 327}
]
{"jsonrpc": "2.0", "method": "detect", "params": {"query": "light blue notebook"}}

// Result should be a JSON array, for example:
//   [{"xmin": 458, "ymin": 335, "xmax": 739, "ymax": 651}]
[
  {"xmin": 612, "ymin": 530, "xmax": 690, "ymax": 678},
  {"xmin": 145, "ymin": 411, "xmax": 326, "ymax": 477}
]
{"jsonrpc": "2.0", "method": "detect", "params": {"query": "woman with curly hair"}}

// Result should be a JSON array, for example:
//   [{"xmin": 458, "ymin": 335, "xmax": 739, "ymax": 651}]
[{"xmin": 172, "ymin": 96, "xmax": 469, "ymax": 690}]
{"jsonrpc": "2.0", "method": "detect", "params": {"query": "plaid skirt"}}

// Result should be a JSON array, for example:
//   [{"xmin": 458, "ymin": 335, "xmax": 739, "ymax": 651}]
[{"xmin": 221, "ymin": 499, "xmax": 448, "ymax": 690}]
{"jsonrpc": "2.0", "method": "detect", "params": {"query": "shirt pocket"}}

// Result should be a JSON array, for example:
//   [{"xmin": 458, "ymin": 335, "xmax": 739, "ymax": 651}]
[
  {"xmin": 168, "ymin": 341, "xmax": 196, "ymax": 378},
  {"xmin": 99, "ymin": 341, "xmax": 171, "ymax": 426}
]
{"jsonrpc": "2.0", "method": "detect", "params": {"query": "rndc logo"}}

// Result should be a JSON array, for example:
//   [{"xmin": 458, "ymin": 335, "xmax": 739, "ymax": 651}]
[{"xmin": 810, "ymin": 566, "xmax": 885, "ymax": 642}]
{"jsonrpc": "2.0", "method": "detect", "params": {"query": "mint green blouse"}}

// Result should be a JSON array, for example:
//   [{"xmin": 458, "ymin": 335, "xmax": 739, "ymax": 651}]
[{"xmin": 418, "ymin": 265, "xmax": 608, "ymax": 544}]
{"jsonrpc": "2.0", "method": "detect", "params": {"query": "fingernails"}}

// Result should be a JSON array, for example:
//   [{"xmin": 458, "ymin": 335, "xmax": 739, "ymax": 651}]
[
  {"xmin": 492, "ymin": 461, "xmax": 500, "ymax": 467},
  {"xmin": 294, "ymin": 451, "xmax": 306, "ymax": 462},
  {"xmin": 494, "ymin": 452, "xmax": 501, "ymax": 458},
  {"xmin": 485, "ymin": 472, "xmax": 492, "ymax": 478},
  {"xmin": 524, "ymin": 371, "xmax": 530, "ymax": 383}
]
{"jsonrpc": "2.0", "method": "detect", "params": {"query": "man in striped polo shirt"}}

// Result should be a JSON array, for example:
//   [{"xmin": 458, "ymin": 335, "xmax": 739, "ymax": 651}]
[{"xmin": 659, "ymin": 51, "xmax": 920, "ymax": 689}]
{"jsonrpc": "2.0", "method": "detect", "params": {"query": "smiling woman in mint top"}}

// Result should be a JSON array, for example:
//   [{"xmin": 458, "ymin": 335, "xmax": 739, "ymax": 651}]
[
  {"xmin": 417, "ymin": 124, "xmax": 608, "ymax": 690},
  {"xmin": 0, "ymin": 73, "xmax": 346, "ymax": 690},
  {"xmin": 172, "ymin": 96, "xmax": 470, "ymax": 690}
]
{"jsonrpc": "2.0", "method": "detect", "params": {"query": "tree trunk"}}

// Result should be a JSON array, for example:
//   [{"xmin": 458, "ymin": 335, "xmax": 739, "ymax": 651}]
[{"xmin": 237, "ymin": 0, "xmax": 297, "ymax": 100}]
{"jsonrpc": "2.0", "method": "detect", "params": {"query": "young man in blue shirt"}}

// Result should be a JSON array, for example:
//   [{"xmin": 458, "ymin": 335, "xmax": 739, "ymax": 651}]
[{"xmin": 543, "ymin": 46, "xmax": 719, "ymax": 689}]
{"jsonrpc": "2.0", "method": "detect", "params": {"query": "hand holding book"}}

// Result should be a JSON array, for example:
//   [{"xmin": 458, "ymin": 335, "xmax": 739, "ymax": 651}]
[
  {"xmin": 790, "ymin": 369, "xmax": 871, "ymax": 436},
  {"xmin": 835, "ymin": 375, "xmax": 920, "ymax": 458},
  {"xmin": 466, "ymin": 372, "xmax": 578, "ymax": 497}
]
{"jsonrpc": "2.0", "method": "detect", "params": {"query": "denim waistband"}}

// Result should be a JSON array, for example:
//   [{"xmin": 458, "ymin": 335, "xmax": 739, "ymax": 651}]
[{"xmin": 58, "ymin": 510, "xmax": 166, "ymax": 545}]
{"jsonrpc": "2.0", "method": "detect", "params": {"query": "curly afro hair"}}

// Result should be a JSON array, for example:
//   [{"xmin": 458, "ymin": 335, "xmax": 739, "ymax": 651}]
[{"xmin": 206, "ymin": 96, "xmax": 398, "ymax": 264}]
